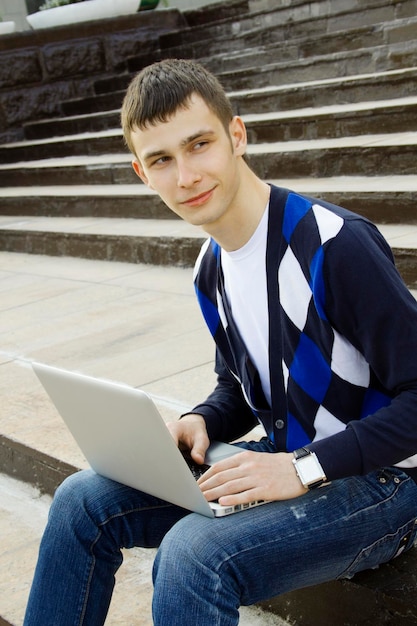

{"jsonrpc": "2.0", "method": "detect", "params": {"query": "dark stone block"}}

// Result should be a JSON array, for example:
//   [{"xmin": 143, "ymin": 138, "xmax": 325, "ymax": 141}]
[
  {"xmin": 0, "ymin": 49, "xmax": 42, "ymax": 89},
  {"xmin": 43, "ymin": 39, "xmax": 105, "ymax": 80},
  {"xmin": 184, "ymin": 0, "xmax": 249, "ymax": 28},
  {"xmin": 259, "ymin": 547, "xmax": 417, "ymax": 626},
  {"xmin": 0, "ymin": 434, "xmax": 78, "ymax": 496},
  {"xmin": 105, "ymin": 31, "xmax": 160, "ymax": 70},
  {"xmin": 0, "ymin": 79, "xmax": 92, "ymax": 127}
]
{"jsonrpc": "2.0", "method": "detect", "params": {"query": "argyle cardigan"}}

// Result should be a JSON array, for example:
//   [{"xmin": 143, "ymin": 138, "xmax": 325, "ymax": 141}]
[{"xmin": 191, "ymin": 185, "xmax": 417, "ymax": 482}]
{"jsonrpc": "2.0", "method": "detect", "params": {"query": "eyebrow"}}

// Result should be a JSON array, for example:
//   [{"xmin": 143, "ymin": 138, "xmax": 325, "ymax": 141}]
[{"xmin": 142, "ymin": 128, "xmax": 216, "ymax": 164}]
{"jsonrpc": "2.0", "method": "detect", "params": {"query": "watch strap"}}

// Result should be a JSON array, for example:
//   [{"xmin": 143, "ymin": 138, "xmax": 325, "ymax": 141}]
[{"xmin": 293, "ymin": 447, "xmax": 310, "ymax": 460}]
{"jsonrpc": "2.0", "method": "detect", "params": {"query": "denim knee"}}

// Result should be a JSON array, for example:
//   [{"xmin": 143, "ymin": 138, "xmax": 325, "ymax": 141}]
[
  {"xmin": 48, "ymin": 470, "xmax": 105, "ymax": 529},
  {"xmin": 153, "ymin": 514, "xmax": 242, "ymax": 626},
  {"xmin": 156, "ymin": 514, "xmax": 213, "ymax": 567}
]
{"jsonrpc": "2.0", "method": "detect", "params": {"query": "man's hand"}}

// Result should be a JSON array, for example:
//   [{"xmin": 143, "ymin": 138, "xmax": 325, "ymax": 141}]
[
  {"xmin": 167, "ymin": 413, "xmax": 210, "ymax": 465},
  {"xmin": 197, "ymin": 450, "xmax": 307, "ymax": 504}
]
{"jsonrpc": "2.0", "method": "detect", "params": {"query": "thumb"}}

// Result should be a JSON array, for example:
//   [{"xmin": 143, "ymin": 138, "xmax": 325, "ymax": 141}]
[{"xmin": 191, "ymin": 432, "xmax": 209, "ymax": 465}]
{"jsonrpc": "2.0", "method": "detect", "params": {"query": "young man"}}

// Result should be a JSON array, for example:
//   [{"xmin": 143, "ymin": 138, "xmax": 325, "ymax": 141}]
[{"xmin": 24, "ymin": 59, "xmax": 417, "ymax": 625}]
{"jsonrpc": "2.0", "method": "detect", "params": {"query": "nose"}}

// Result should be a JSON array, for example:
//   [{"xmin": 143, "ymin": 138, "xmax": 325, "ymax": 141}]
[{"xmin": 176, "ymin": 158, "xmax": 201, "ymax": 188}]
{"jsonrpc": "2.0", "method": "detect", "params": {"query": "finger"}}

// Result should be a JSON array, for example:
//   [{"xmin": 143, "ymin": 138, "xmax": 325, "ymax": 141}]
[
  {"xmin": 202, "ymin": 478, "xmax": 256, "ymax": 504},
  {"xmin": 198, "ymin": 467, "xmax": 247, "ymax": 495},
  {"xmin": 190, "ymin": 433, "xmax": 210, "ymax": 465}
]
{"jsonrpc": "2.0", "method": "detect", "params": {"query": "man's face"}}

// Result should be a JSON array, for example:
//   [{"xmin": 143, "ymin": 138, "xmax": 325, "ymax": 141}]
[{"xmin": 130, "ymin": 95, "xmax": 247, "ymax": 232}]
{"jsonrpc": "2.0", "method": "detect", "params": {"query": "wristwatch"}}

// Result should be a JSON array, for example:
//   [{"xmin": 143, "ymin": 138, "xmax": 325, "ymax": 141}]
[{"xmin": 292, "ymin": 447, "xmax": 328, "ymax": 489}]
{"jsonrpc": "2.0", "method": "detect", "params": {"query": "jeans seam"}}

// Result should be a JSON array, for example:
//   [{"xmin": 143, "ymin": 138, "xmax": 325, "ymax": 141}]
[
  {"xmin": 77, "ymin": 502, "xmax": 174, "ymax": 625},
  {"xmin": 98, "ymin": 503, "xmax": 174, "ymax": 529},
  {"xmin": 337, "ymin": 516, "xmax": 417, "ymax": 579},
  {"xmin": 78, "ymin": 530, "xmax": 102, "ymax": 626}
]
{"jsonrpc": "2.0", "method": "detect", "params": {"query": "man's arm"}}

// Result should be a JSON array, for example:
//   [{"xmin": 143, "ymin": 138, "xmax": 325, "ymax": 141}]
[
  {"xmin": 310, "ymin": 219, "xmax": 417, "ymax": 480},
  {"xmin": 188, "ymin": 350, "xmax": 259, "ymax": 443}
]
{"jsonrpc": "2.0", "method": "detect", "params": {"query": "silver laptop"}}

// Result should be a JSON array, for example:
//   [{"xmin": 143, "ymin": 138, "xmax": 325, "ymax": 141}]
[{"xmin": 32, "ymin": 362, "xmax": 268, "ymax": 517}]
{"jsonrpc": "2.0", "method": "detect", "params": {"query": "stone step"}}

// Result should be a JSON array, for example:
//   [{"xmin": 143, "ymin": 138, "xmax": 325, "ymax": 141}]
[
  {"xmin": 1, "ymin": 128, "xmax": 416, "ymax": 176},
  {"xmin": 23, "ymin": 94, "xmax": 417, "ymax": 142},
  {"xmin": 1, "ymin": 248, "xmax": 417, "ymax": 626},
  {"xmin": 149, "ymin": 15, "xmax": 417, "ymax": 75},
  {"xmin": 155, "ymin": 0, "xmax": 417, "ymax": 57},
  {"xmin": 223, "ymin": 98, "xmax": 417, "ymax": 143},
  {"xmin": 0, "ymin": 245, "xmax": 287, "ymax": 626},
  {"xmin": 2, "ymin": 1, "xmax": 417, "ymax": 623},
  {"xmin": 249, "ymin": 132, "xmax": 417, "ymax": 179},
  {"xmin": 0, "ymin": 473, "xmax": 288, "ymax": 626},
  {"xmin": 63, "ymin": 66, "xmax": 417, "ymax": 120},
  {"xmin": 0, "ymin": 177, "xmax": 416, "ymax": 225},
  {"xmin": 206, "ymin": 16, "xmax": 417, "ymax": 69},
  {"xmin": 3, "ymin": 470, "xmax": 417, "ymax": 626},
  {"xmin": 0, "ymin": 216, "xmax": 204, "ymax": 268},
  {"xmin": 217, "ymin": 39, "xmax": 417, "ymax": 91},
  {"xmin": 0, "ymin": 217, "xmax": 416, "ymax": 288},
  {"xmin": 230, "ymin": 67, "xmax": 417, "ymax": 116}
]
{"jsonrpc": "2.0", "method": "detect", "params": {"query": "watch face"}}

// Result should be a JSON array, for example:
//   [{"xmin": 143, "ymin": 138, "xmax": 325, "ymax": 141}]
[{"xmin": 296, "ymin": 454, "xmax": 325, "ymax": 484}]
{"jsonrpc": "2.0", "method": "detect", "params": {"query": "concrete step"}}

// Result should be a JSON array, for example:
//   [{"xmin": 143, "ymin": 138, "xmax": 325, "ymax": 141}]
[
  {"xmin": 0, "ymin": 173, "xmax": 415, "ymax": 220},
  {"xmin": 152, "ymin": 15, "xmax": 417, "ymax": 74},
  {"xmin": 0, "ymin": 130, "xmax": 125, "ymax": 165},
  {"xmin": 23, "ymin": 95, "xmax": 417, "ymax": 142},
  {"xmin": 207, "ymin": 16, "xmax": 417, "ymax": 68},
  {"xmin": 0, "ymin": 216, "xmax": 204, "ymax": 268},
  {"xmin": 0, "ymin": 247, "xmax": 287, "ymax": 626},
  {"xmin": 0, "ymin": 176, "xmax": 416, "ymax": 224},
  {"xmin": 0, "ymin": 473, "xmax": 289, "ymax": 626},
  {"xmin": 91, "ymin": 39, "xmax": 417, "ymax": 108},
  {"xmin": 63, "ymin": 66, "xmax": 417, "ymax": 120},
  {"xmin": 0, "ymin": 216, "xmax": 416, "ymax": 288},
  {"xmin": 230, "ymin": 67, "xmax": 417, "ymax": 115},
  {"xmin": 216, "ymin": 39, "xmax": 417, "ymax": 91},
  {"xmin": 156, "ymin": 0, "xmax": 417, "ymax": 56},
  {"xmin": 2, "ymin": 0, "xmax": 417, "ymax": 623},
  {"xmin": 249, "ymin": 132, "xmax": 417, "ymax": 179},
  {"xmin": 1, "ymin": 249, "xmax": 417, "ymax": 626},
  {"xmin": 1, "ymin": 128, "xmax": 416, "ymax": 177}
]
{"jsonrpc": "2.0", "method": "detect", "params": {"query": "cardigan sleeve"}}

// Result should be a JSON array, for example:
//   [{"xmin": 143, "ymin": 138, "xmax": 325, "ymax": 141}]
[
  {"xmin": 190, "ymin": 349, "xmax": 259, "ymax": 443},
  {"xmin": 309, "ymin": 217, "xmax": 417, "ymax": 480}
]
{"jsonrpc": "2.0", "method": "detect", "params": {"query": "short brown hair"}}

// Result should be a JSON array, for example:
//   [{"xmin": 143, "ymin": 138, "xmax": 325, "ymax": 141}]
[{"xmin": 121, "ymin": 59, "xmax": 233, "ymax": 156}]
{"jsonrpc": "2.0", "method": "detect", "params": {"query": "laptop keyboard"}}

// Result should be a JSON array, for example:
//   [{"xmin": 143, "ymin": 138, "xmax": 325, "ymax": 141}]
[{"xmin": 182, "ymin": 452, "xmax": 210, "ymax": 480}]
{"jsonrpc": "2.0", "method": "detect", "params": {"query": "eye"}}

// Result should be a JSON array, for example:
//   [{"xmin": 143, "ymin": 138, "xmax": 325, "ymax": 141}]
[
  {"xmin": 151, "ymin": 155, "xmax": 171, "ymax": 167},
  {"xmin": 192, "ymin": 140, "xmax": 209, "ymax": 152}
]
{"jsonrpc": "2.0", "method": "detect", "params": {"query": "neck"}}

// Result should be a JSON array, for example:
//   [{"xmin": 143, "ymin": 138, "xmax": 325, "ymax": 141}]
[{"xmin": 203, "ymin": 165, "xmax": 270, "ymax": 252}]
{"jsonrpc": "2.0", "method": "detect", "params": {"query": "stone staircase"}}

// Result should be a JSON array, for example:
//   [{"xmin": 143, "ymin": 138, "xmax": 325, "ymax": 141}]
[
  {"xmin": 0, "ymin": 0, "xmax": 417, "ymax": 286},
  {"xmin": 1, "ymin": 0, "xmax": 417, "ymax": 624}
]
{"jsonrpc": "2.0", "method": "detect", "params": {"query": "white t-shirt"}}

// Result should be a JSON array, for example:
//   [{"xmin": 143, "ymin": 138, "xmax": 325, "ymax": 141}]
[{"xmin": 221, "ymin": 204, "xmax": 271, "ymax": 406}]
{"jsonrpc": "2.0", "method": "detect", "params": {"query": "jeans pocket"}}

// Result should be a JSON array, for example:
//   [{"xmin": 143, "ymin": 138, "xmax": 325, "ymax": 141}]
[{"xmin": 338, "ymin": 516, "xmax": 417, "ymax": 580}]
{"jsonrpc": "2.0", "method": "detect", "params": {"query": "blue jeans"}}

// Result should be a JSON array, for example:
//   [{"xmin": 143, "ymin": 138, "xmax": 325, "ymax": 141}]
[{"xmin": 24, "ymin": 440, "xmax": 417, "ymax": 626}]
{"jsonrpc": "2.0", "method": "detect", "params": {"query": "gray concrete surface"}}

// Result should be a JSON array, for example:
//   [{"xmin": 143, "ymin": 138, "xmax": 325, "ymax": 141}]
[
  {"xmin": 0, "ymin": 250, "xmax": 289, "ymax": 625},
  {"xmin": 0, "ymin": 472, "xmax": 287, "ymax": 626}
]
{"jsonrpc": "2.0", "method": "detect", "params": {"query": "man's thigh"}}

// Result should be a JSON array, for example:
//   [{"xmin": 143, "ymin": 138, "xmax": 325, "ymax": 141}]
[{"xmin": 162, "ymin": 467, "xmax": 417, "ymax": 605}]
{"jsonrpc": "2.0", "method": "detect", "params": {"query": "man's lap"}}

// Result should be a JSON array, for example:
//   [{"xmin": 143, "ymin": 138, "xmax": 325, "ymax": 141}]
[
  {"xmin": 158, "ymin": 465, "xmax": 417, "ymax": 603},
  {"xmin": 59, "ymin": 454, "xmax": 417, "ymax": 600}
]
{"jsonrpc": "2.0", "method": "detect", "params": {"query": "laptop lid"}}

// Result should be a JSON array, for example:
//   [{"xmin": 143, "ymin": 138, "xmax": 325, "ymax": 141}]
[{"xmin": 32, "ymin": 362, "xmax": 245, "ymax": 517}]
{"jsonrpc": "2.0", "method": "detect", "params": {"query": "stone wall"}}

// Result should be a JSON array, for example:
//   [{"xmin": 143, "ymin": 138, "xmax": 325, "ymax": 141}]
[{"xmin": 0, "ymin": 9, "xmax": 185, "ymax": 143}]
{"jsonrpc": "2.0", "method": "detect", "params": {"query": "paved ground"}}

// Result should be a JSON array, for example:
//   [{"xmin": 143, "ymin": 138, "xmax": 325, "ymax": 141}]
[
  {"xmin": 0, "ymin": 250, "xmax": 285, "ymax": 625},
  {"xmin": 0, "ymin": 474, "xmax": 287, "ymax": 626},
  {"xmin": 1, "ymin": 242, "xmax": 416, "ymax": 625}
]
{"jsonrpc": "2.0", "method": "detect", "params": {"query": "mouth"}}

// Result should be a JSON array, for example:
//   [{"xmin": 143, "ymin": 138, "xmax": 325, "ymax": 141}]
[{"xmin": 181, "ymin": 187, "xmax": 216, "ymax": 208}]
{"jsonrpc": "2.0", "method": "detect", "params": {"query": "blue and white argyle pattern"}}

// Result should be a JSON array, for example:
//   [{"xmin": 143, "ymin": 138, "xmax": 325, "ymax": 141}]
[
  {"xmin": 193, "ymin": 189, "xmax": 392, "ymax": 454},
  {"xmin": 279, "ymin": 193, "xmax": 390, "ymax": 450}
]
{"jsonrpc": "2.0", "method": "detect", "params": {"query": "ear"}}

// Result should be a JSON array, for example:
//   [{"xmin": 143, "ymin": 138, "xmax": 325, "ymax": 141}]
[
  {"xmin": 132, "ymin": 159, "xmax": 152, "ymax": 188},
  {"xmin": 229, "ymin": 116, "xmax": 247, "ymax": 156}
]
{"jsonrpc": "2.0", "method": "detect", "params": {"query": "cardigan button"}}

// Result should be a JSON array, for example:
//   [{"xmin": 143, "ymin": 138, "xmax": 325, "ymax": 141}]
[{"xmin": 275, "ymin": 419, "xmax": 285, "ymax": 429}]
